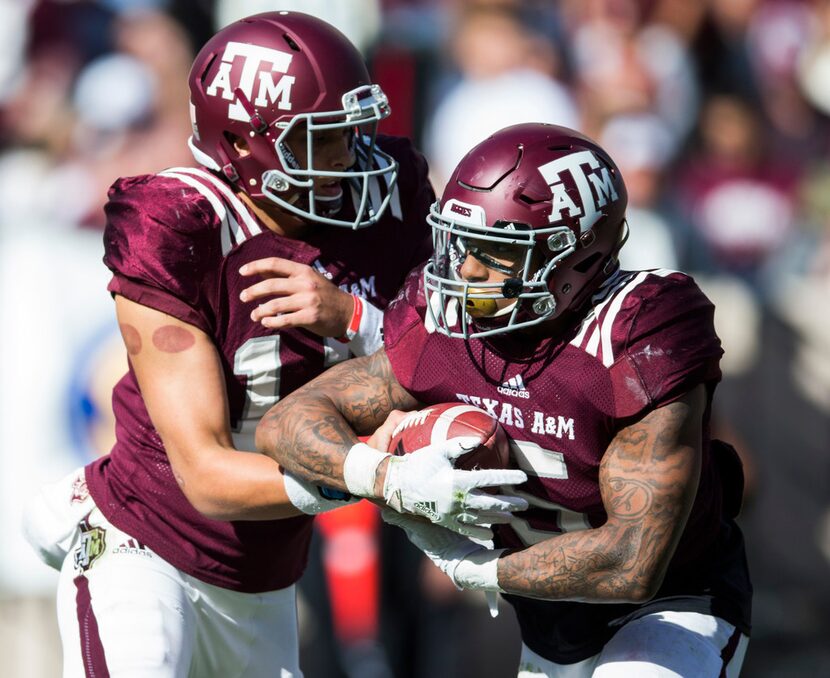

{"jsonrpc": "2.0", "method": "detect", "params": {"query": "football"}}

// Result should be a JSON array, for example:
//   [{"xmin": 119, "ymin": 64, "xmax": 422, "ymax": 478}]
[{"xmin": 387, "ymin": 402, "xmax": 510, "ymax": 471}]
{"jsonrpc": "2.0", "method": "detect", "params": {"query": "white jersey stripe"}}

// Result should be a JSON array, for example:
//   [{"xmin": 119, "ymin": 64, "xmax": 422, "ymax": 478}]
[
  {"xmin": 596, "ymin": 271, "xmax": 651, "ymax": 366},
  {"xmin": 164, "ymin": 167, "xmax": 262, "ymax": 238},
  {"xmin": 598, "ymin": 268, "xmax": 677, "ymax": 367},
  {"xmin": 160, "ymin": 170, "xmax": 238, "ymax": 256},
  {"xmin": 571, "ymin": 269, "xmax": 678, "ymax": 363},
  {"xmin": 375, "ymin": 150, "xmax": 402, "ymax": 220},
  {"xmin": 585, "ymin": 321, "xmax": 602, "ymax": 359},
  {"xmin": 583, "ymin": 284, "xmax": 626, "ymax": 357},
  {"xmin": 352, "ymin": 142, "xmax": 402, "ymax": 221},
  {"xmin": 570, "ymin": 269, "xmax": 627, "ymax": 349},
  {"xmin": 367, "ymin": 175, "xmax": 383, "ymax": 219},
  {"xmin": 358, "ymin": 146, "xmax": 385, "ymax": 220},
  {"xmin": 570, "ymin": 312, "xmax": 597, "ymax": 348}
]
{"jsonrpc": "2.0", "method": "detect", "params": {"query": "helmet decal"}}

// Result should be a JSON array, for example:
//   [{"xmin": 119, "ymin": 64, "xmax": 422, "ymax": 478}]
[
  {"xmin": 539, "ymin": 150, "xmax": 620, "ymax": 234},
  {"xmin": 443, "ymin": 199, "xmax": 486, "ymax": 225},
  {"xmin": 205, "ymin": 41, "xmax": 296, "ymax": 121}
]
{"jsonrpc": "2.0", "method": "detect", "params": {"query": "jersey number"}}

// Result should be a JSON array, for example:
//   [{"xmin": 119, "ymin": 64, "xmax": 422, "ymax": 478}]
[
  {"xmin": 232, "ymin": 336, "xmax": 282, "ymax": 436},
  {"xmin": 232, "ymin": 335, "xmax": 351, "ymax": 439},
  {"xmin": 509, "ymin": 439, "xmax": 591, "ymax": 546}
]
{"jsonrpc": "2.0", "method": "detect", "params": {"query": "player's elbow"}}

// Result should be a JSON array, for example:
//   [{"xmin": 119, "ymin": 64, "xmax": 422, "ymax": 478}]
[
  {"xmin": 170, "ymin": 462, "xmax": 237, "ymax": 521},
  {"xmin": 622, "ymin": 577, "xmax": 663, "ymax": 604},
  {"xmin": 188, "ymin": 493, "xmax": 233, "ymax": 521},
  {"xmin": 615, "ymin": 563, "xmax": 668, "ymax": 604},
  {"xmin": 178, "ymin": 479, "xmax": 231, "ymax": 521},
  {"xmin": 602, "ymin": 540, "xmax": 668, "ymax": 603}
]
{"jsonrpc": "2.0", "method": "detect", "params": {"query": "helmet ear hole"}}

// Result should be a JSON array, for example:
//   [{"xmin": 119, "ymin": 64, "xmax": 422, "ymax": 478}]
[
  {"xmin": 573, "ymin": 252, "xmax": 602, "ymax": 274},
  {"xmin": 224, "ymin": 132, "xmax": 250, "ymax": 158}
]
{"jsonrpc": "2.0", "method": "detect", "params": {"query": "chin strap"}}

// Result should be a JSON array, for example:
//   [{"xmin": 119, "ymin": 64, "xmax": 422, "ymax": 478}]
[{"xmin": 233, "ymin": 87, "xmax": 269, "ymax": 134}]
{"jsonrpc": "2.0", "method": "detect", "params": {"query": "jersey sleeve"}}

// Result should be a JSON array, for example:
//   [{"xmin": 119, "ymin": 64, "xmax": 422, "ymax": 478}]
[
  {"xmin": 103, "ymin": 174, "xmax": 220, "ymax": 333},
  {"xmin": 609, "ymin": 272, "xmax": 723, "ymax": 420},
  {"xmin": 382, "ymin": 265, "xmax": 430, "ymax": 392}
]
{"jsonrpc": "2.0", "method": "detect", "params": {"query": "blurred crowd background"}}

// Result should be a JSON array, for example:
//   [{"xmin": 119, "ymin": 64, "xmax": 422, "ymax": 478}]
[{"xmin": 1, "ymin": 0, "xmax": 828, "ymax": 676}]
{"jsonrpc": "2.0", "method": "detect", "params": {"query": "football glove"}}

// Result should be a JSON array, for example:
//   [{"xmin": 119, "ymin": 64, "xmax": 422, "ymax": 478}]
[
  {"xmin": 381, "ymin": 436, "xmax": 527, "ymax": 540},
  {"xmin": 382, "ymin": 508, "xmax": 505, "ymax": 592}
]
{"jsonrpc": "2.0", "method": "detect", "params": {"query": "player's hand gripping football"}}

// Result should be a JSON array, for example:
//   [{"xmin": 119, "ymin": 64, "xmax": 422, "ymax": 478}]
[
  {"xmin": 381, "ymin": 508, "xmax": 504, "ymax": 592},
  {"xmin": 382, "ymin": 436, "xmax": 528, "ymax": 540},
  {"xmin": 239, "ymin": 257, "xmax": 354, "ymax": 338}
]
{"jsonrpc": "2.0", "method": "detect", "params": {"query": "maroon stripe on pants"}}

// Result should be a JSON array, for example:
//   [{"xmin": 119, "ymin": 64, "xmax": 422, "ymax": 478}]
[
  {"xmin": 719, "ymin": 626, "xmax": 743, "ymax": 678},
  {"xmin": 75, "ymin": 575, "xmax": 110, "ymax": 678}
]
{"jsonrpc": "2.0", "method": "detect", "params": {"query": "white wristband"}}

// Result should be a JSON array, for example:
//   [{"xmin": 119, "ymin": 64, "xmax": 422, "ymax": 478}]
[
  {"xmin": 347, "ymin": 300, "xmax": 384, "ymax": 357},
  {"xmin": 452, "ymin": 548, "xmax": 505, "ymax": 592},
  {"xmin": 283, "ymin": 472, "xmax": 358, "ymax": 515},
  {"xmin": 343, "ymin": 442, "xmax": 389, "ymax": 497}
]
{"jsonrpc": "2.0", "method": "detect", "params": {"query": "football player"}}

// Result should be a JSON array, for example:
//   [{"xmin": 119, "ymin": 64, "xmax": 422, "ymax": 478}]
[
  {"xmin": 252, "ymin": 123, "xmax": 753, "ymax": 677},
  {"xmin": 22, "ymin": 12, "xmax": 525, "ymax": 677}
]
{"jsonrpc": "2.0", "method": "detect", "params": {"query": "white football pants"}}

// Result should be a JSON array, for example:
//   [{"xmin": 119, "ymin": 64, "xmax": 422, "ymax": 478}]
[
  {"xmin": 517, "ymin": 610, "xmax": 748, "ymax": 678},
  {"xmin": 24, "ymin": 469, "xmax": 302, "ymax": 678}
]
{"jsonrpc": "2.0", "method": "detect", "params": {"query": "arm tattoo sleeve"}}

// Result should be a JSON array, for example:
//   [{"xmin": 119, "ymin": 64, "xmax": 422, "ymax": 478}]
[
  {"xmin": 498, "ymin": 386, "xmax": 705, "ymax": 603},
  {"xmin": 255, "ymin": 349, "xmax": 418, "ymax": 490}
]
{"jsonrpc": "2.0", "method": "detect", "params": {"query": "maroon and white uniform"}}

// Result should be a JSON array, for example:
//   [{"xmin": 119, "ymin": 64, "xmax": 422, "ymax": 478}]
[
  {"xmin": 384, "ymin": 265, "xmax": 753, "ymax": 664},
  {"xmin": 85, "ymin": 135, "xmax": 433, "ymax": 594}
]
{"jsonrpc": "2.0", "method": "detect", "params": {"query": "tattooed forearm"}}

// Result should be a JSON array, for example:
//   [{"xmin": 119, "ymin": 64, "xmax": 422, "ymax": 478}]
[
  {"xmin": 498, "ymin": 387, "xmax": 705, "ymax": 603},
  {"xmin": 255, "ymin": 349, "xmax": 418, "ymax": 490}
]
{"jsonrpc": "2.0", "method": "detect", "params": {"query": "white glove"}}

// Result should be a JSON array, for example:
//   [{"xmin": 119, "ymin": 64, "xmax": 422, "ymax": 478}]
[
  {"xmin": 382, "ymin": 436, "xmax": 528, "ymax": 540},
  {"xmin": 283, "ymin": 472, "xmax": 360, "ymax": 514},
  {"xmin": 382, "ymin": 508, "xmax": 504, "ymax": 592}
]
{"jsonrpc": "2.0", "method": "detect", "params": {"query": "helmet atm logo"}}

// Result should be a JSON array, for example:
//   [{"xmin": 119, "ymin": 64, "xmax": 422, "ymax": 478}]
[
  {"xmin": 538, "ymin": 150, "xmax": 619, "ymax": 234},
  {"xmin": 205, "ymin": 41, "xmax": 296, "ymax": 121}
]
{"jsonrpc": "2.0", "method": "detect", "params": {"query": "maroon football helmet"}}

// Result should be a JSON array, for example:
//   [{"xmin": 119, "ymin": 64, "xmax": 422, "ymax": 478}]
[
  {"xmin": 188, "ymin": 11, "xmax": 397, "ymax": 228},
  {"xmin": 424, "ymin": 123, "xmax": 628, "ymax": 338}
]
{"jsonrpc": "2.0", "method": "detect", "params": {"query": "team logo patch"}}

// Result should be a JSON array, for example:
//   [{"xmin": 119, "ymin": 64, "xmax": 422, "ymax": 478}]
[{"xmin": 74, "ymin": 519, "xmax": 106, "ymax": 572}]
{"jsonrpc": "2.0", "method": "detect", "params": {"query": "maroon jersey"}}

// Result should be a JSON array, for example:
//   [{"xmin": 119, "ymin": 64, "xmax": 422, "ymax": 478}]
[
  {"xmin": 86, "ymin": 135, "xmax": 434, "ymax": 593},
  {"xmin": 384, "ymin": 265, "xmax": 752, "ymax": 662}
]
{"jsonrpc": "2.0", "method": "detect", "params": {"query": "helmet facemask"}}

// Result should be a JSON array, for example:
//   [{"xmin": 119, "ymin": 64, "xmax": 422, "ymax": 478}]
[
  {"xmin": 424, "ymin": 199, "xmax": 578, "ymax": 339},
  {"xmin": 257, "ymin": 84, "xmax": 398, "ymax": 228}
]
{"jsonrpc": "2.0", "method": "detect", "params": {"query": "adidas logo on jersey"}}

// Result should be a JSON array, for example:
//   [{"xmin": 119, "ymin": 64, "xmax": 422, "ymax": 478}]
[
  {"xmin": 497, "ymin": 374, "xmax": 530, "ymax": 399},
  {"xmin": 113, "ymin": 538, "xmax": 152, "ymax": 558}
]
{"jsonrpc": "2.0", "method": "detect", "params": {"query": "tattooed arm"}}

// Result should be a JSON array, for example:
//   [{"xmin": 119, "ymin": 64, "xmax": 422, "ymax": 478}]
[
  {"xmin": 255, "ymin": 348, "xmax": 418, "ymax": 494},
  {"xmin": 494, "ymin": 385, "xmax": 705, "ymax": 603},
  {"xmin": 257, "ymin": 348, "xmax": 528, "ymax": 537}
]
